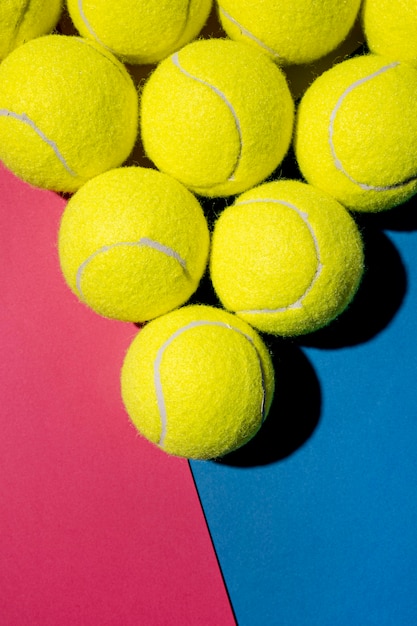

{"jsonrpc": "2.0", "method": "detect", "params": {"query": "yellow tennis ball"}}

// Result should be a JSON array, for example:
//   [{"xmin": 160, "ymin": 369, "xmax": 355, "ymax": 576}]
[
  {"xmin": 362, "ymin": 0, "xmax": 417, "ymax": 67},
  {"xmin": 294, "ymin": 54, "xmax": 417, "ymax": 212},
  {"xmin": 66, "ymin": 0, "xmax": 212, "ymax": 64},
  {"xmin": 121, "ymin": 305, "xmax": 275, "ymax": 460},
  {"xmin": 0, "ymin": 0, "xmax": 61, "ymax": 61},
  {"xmin": 140, "ymin": 38, "xmax": 294, "ymax": 197},
  {"xmin": 0, "ymin": 35, "xmax": 138, "ymax": 192},
  {"xmin": 58, "ymin": 167, "xmax": 210, "ymax": 323},
  {"xmin": 216, "ymin": 0, "xmax": 362, "ymax": 65},
  {"xmin": 210, "ymin": 180, "xmax": 364, "ymax": 337}
]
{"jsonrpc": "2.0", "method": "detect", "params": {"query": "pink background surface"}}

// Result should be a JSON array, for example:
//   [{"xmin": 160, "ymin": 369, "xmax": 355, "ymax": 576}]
[{"xmin": 0, "ymin": 164, "xmax": 235, "ymax": 625}]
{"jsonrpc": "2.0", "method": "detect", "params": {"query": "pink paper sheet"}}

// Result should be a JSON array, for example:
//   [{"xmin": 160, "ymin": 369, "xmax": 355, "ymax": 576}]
[{"xmin": 0, "ymin": 164, "xmax": 235, "ymax": 626}]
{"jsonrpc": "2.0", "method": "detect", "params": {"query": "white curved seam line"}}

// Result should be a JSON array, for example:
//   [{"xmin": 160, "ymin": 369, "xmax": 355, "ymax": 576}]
[
  {"xmin": 329, "ymin": 61, "xmax": 417, "ymax": 191},
  {"xmin": 77, "ymin": 1, "xmax": 192, "ymax": 58},
  {"xmin": 172, "ymin": 52, "xmax": 243, "ymax": 182},
  {"xmin": 0, "ymin": 109, "xmax": 77, "ymax": 177},
  {"xmin": 76, "ymin": 237, "xmax": 188, "ymax": 300},
  {"xmin": 235, "ymin": 198, "xmax": 323, "ymax": 315},
  {"xmin": 155, "ymin": 320, "xmax": 267, "ymax": 447},
  {"xmin": 77, "ymin": 1, "xmax": 143, "ymax": 79},
  {"xmin": 219, "ymin": 6, "xmax": 281, "ymax": 60},
  {"xmin": 77, "ymin": 0, "xmax": 114, "ymax": 54}
]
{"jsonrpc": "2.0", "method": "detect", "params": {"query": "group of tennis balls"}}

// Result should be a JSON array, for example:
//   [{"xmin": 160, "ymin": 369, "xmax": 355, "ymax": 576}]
[{"xmin": 1, "ymin": 1, "xmax": 417, "ymax": 460}]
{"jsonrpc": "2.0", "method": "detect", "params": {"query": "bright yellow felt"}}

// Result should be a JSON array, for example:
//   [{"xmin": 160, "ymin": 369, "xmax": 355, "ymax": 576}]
[
  {"xmin": 217, "ymin": 0, "xmax": 362, "ymax": 65},
  {"xmin": 121, "ymin": 305, "xmax": 275, "ymax": 460},
  {"xmin": 140, "ymin": 38, "xmax": 294, "ymax": 197},
  {"xmin": 58, "ymin": 167, "xmax": 210, "ymax": 323},
  {"xmin": 362, "ymin": 0, "xmax": 417, "ymax": 67},
  {"xmin": 295, "ymin": 54, "xmax": 417, "ymax": 212},
  {"xmin": 210, "ymin": 180, "xmax": 364, "ymax": 336},
  {"xmin": 0, "ymin": 0, "xmax": 61, "ymax": 60},
  {"xmin": 0, "ymin": 35, "xmax": 138, "ymax": 192},
  {"xmin": 66, "ymin": 0, "xmax": 212, "ymax": 64}
]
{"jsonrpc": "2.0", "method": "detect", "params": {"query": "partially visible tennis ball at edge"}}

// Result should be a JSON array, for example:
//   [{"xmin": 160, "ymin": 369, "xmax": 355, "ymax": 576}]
[
  {"xmin": 216, "ymin": 0, "xmax": 362, "ymax": 65},
  {"xmin": 362, "ymin": 0, "xmax": 417, "ymax": 67},
  {"xmin": 0, "ymin": 35, "xmax": 138, "ymax": 192},
  {"xmin": 0, "ymin": 0, "xmax": 61, "ymax": 61},
  {"xmin": 294, "ymin": 54, "xmax": 417, "ymax": 212},
  {"xmin": 66, "ymin": 0, "xmax": 213, "ymax": 64}
]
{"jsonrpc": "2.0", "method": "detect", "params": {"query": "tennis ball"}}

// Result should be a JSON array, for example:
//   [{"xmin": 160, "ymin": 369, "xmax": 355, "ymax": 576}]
[
  {"xmin": 0, "ymin": 0, "xmax": 61, "ymax": 61},
  {"xmin": 216, "ymin": 0, "xmax": 362, "ymax": 65},
  {"xmin": 0, "ymin": 35, "xmax": 138, "ymax": 192},
  {"xmin": 66, "ymin": 0, "xmax": 212, "ymax": 64},
  {"xmin": 121, "ymin": 305, "xmax": 275, "ymax": 460},
  {"xmin": 295, "ymin": 54, "xmax": 417, "ymax": 212},
  {"xmin": 58, "ymin": 167, "xmax": 210, "ymax": 323},
  {"xmin": 210, "ymin": 180, "xmax": 364, "ymax": 337},
  {"xmin": 362, "ymin": 0, "xmax": 417, "ymax": 67},
  {"xmin": 140, "ymin": 38, "xmax": 294, "ymax": 197}
]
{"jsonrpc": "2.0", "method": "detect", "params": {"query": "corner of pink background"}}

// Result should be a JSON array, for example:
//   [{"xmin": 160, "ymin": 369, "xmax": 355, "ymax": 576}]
[{"xmin": 0, "ymin": 164, "xmax": 235, "ymax": 626}]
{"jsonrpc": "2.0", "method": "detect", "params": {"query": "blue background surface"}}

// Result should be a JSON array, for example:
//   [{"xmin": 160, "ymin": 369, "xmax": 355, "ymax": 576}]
[{"xmin": 191, "ymin": 196, "xmax": 417, "ymax": 625}]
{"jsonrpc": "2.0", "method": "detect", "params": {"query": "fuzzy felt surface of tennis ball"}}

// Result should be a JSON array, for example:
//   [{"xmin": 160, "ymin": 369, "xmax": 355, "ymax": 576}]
[
  {"xmin": 362, "ymin": 0, "xmax": 417, "ymax": 67},
  {"xmin": 210, "ymin": 180, "xmax": 364, "ymax": 336},
  {"xmin": 58, "ymin": 167, "xmax": 210, "ymax": 322},
  {"xmin": 0, "ymin": 0, "xmax": 61, "ymax": 61},
  {"xmin": 0, "ymin": 35, "xmax": 138, "ymax": 192},
  {"xmin": 216, "ymin": 0, "xmax": 362, "ymax": 65},
  {"xmin": 66, "ymin": 0, "xmax": 212, "ymax": 64},
  {"xmin": 294, "ymin": 54, "xmax": 417, "ymax": 212},
  {"xmin": 121, "ymin": 305, "xmax": 275, "ymax": 460},
  {"xmin": 140, "ymin": 38, "xmax": 294, "ymax": 197}
]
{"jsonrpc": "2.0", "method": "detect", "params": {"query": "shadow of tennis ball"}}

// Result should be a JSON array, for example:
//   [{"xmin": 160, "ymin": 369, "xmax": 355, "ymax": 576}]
[{"xmin": 216, "ymin": 339, "xmax": 321, "ymax": 467}]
